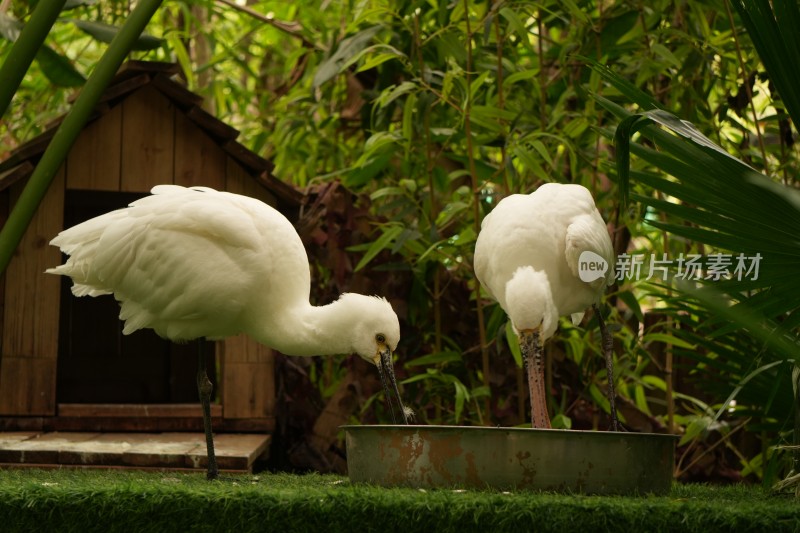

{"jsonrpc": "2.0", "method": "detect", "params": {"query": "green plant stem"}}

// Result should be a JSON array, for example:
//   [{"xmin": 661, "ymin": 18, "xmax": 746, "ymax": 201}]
[
  {"xmin": 724, "ymin": 0, "xmax": 769, "ymax": 173},
  {"xmin": 493, "ymin": 0, "xmax": 509, "ymax": 195},
  {"xmin": 462, "ymin": 0, "xmax": 490, "ymax": 424},
  {"xmin": 536, "ymin": 12, "xmax": 547, "ymax": 126},
  {"xmin": 0, "ymin": 0, "xmax": 67, "ymax": 119},
  {"xmin": 0, "ymin": 0, "xmax": 164, "ymax": 275},
  {"xmin": 675, "ymin": 418, "xmax": 750, "ymax": 478}
]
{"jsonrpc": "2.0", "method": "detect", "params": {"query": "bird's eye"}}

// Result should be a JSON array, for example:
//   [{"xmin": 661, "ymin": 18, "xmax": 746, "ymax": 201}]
[{"xmin": 375, "ymin": 333, "xmax": 386, "ymax": 344}]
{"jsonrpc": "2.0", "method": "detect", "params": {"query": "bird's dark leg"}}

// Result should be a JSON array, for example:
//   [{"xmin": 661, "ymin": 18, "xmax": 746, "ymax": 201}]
[
  {"xmin": 594, "ymin": 304, "xmax": 620, "ymax": 432},
  {"xmin": 196, "ymin": 340, "xmax": 219, "ymax": 480},
  {"xmin": 521, "ymin": 330, "xmax": 551, "ymax": 429}
]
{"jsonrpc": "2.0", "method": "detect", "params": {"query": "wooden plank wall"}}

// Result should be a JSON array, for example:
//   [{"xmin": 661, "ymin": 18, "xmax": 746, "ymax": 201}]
[
  {"xmin": 66, "ymin": 106, "xmax": 122, "ymax": 191},
  {"xmin": 174, "ymin": 112, "xmax": 226, "ymax": 190},
  {"xmin": 1, "ymin": 84, "xmax": 277, "ymax": 429},
  {"xmin": 121, "ymin": 85, "xmax": 175, "ymax": 192},
  {"xmin": 220, "ymin": 159, "xmax": 276, "ymax": 427},
  {"xmin": 0, "ymin": 169, "xmax": 64, "ymax": 415}
]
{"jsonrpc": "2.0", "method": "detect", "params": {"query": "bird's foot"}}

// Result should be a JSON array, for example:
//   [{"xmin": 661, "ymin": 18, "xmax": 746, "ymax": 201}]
[{"xmin": 205, "ymin": 468, "xmax": 248, "ymax": 482}]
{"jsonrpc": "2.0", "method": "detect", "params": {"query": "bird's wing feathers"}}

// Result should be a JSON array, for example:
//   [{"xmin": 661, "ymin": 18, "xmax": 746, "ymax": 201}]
[{"xmin": 49, "ymin": 186, "xmax": 274, "ymax": 339}]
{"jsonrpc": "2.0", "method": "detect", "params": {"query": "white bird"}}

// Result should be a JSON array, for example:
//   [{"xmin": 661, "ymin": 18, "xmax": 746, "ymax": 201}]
[
  {"xmin": 474, "ymin": 182, "xmax": 618, "ymax": 430},
  {"xmin": 47, "ymin": 184, "xmax": 410, "ymax": 479}
]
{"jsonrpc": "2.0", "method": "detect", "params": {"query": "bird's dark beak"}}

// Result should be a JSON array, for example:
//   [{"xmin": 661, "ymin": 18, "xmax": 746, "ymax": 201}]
[{"xmin": 374, "ymin": 345, "xmax": 410, "ymax": 425}]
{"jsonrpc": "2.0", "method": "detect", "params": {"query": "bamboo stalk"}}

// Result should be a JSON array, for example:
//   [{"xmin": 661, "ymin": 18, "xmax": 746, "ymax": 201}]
[
  {"xmin": 0, "ymin": 0, "xmax": 165, "ymax": 275},
  {"xmin": 493, "ymin": 0, "xmax": 510, "ymax": 196},
  {"xmin": 536, "ymin": 12, "xmax": 547, "ymax": 127},
  {"xmin": 0, "ymin": 0, "xmax": 67, "ymax": 119},
  {"xmin": 461, "ymin": 0, "xmax": 490, "ymax": 423},
  {"xmin": 724, "ymin": 0, "xmax": 769, "ymax": 174}
]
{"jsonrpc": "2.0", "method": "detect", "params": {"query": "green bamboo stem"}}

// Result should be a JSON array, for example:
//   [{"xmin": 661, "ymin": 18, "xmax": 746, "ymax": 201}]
[
  {"xmin": 461, "ymin": 0, "xmax": 490, "ymax": 424},
  {"xmin": 0, "ymin": 0, "xmax": 164, "ymax": 275},
  {"xmin": 0, "ymin": 0, "xmax": 67, "ymax": 119}
]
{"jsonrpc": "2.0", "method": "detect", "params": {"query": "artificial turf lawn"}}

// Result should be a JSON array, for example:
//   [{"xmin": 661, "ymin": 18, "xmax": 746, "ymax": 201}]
[{"xmin": 0, "ymin": 469, "xmax": 797, "ymax": 533}]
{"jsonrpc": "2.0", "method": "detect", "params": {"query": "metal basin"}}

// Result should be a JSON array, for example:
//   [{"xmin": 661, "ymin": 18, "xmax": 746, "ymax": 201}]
[{"xmin": 344, "ymin": 425, "xmax": 677, "ymax": 495}]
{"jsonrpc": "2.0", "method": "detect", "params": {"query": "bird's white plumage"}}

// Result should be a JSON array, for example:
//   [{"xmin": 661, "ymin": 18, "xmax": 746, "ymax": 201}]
[
  {"xmin": 474, "ymin": 183, "xmax": 614, "ymax": 339},
  {"xmin": 47, "ymin": 185, "xmax": 400, "ymax": 361}
]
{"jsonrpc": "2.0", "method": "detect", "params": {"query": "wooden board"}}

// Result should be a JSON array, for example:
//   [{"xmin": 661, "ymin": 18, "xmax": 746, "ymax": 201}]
[
  {"xmin": 217, "ymin": 160, "xmax": 277, "ymax": 424},
  {"xmin": 185, "ymin": 106, "xmax": 238, "ymax": 141},
  {"xmin": 0, "ymin": 432, "xmax": 270, "ymax": 473},
  {"xmin": 219, "ymin": 335, "xmax": 275, "ymax": 421},
  {"xmin": 225, "ymin": 157, "xmax": 277, "ymax": 207},
  {"xmin": 0, "ymin": 169, "xmax": 64, "ymax": 415},
  {"xmin": 0, "ymin": 432, "xmax": 100, "ymax": 464},
  {"xmin": 53, "ymin": 403, "xmax": 223, "ymax": 433},
  {"xmin": 58, "ymin": 403, "xmax": 223, "ymax": 418},
  {"xmin": 120, "ymin": 85, "xmax": 175, "ymax": 192},
  {"xmin": 0, "ymin": 161, "xmax": 34, "ymax": 192},
  {"xmin": 66, "ymin": 104, "xmax": 122, "ymax": 191},
  {"xmin": 173, "ymin": 112, "xmax": 226, "ymax": 190}
]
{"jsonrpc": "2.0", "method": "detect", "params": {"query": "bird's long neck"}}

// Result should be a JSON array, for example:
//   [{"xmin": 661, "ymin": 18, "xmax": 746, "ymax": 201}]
[{"xmin": 248, "ymin": 299, "xmax": 353, "ymax": 357}]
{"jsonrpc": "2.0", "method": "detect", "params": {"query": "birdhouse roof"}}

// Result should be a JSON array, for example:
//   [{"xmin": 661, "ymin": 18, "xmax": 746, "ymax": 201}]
[{"xmin": 0, "ymin": 60, "xmax": 302, "ymax": 208}]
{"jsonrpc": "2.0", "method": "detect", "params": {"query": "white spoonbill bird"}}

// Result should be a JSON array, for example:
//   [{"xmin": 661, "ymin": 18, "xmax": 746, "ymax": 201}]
[
  {"xmin": 47, "ymin": 184, "xmax": 410, "ymax": 479},
  {"xmin": 474, "ymin": 182, "xmax": 618, "ymax": 430}
]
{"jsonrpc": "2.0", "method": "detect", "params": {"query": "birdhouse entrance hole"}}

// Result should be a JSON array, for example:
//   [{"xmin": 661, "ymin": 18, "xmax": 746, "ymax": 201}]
[{"xmin": 56, "ymin": 190, "xmax": 217, "ymax": 405}]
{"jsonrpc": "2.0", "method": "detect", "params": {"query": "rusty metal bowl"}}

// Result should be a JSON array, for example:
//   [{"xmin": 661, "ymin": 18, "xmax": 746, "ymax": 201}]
[{"xmin": 343, "ymin": 425, "xmax": 677, "ymax": 495}]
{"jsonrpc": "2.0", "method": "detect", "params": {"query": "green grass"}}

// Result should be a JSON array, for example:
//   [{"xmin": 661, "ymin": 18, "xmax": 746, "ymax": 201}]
[{"xmin": 0, "ymin": 469, "xmax": 798, "ymax": 532}]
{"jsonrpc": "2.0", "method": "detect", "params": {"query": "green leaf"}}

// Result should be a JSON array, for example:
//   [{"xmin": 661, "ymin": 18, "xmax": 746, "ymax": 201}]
[
  {"xmin": 35, "ymin": 46, "xmax": 85, "ymax": 87},
  {"xmin": 563, "ymin": 117, "xmax": 589, "ymax": 139},
  {"xmin": 679, "ymin": 416, "xmax": 712, "ymax": 446},
  {"xmin": 356, "ymin": 43, "xmax": 406, "ymax": 72},
  {"xmin": 617, "ymin": 290, "xmax": 644, "ymax": 322},
  {"xmin": 435, "ymin": 201, "xmax": 468, "ymax": 228},
  {"xmin": 166, "ymin": 31, "xmax": 194, "ymax": 87},
  {"xmin": 369, "ymin": 187, "xmax": 404, "ymax": 200},
  {"xmin": 643, "ymin": 109, "xmax": 742, "ymax": 162},
  {"xmin": 732, "ymin": 0, "xmax": 800, "ymax": 130},
  {"xmin": 512, "ymin": 144, "xmax": 549, "ymax": 182},
  {"xmin": 499, "ymin": 7, "xmax": 528, "ymax": 43},
  {"xmin": 313, "ymin": 25, "xmax": 382, "ymax": 88},
  {"xmin": 581, "ymin": 55, "xmax": 664, "ymax": 110},
  {"xmin": 453, "ymin": 379, "xmax": 469, "ymax": 422},
  {"xmin": 712, "ymin": 360, "xmax": 788, "ymax": 421},
  {"xmin": 468, "ymin": 70, "xmax": 490, "ymax": 100},
  {"xmin": 642, "ymin": 333, "xmax": 696, "ymax": 350},
  {"xmin": 502, "ymin": 68, "xmax": 537, "ymax": 88},
  {"xmin": 69, "ymin": 19, "xmax": 162, "ymax": 50},
  {"xmin": 529, "ymin": 139, "xmax": 553, "ymax": 167},
  {"xmin": 613, "ymin": 113, "xmax": 651, "ymax": 209},
  {"xmin": 634, "ymin": 384, "xmax": 652, "ymax": 415},
  {"xmin": 551, "ymin": 413, "xmax": 572, "ymax": 429},
  {"xmin": 650, "ymin": 42, "xmax": 682, "ymax": 69},
  {"xmin": 505, "ymin": 322, "xmax": 523, "ymax": 368},
  {"xmin": 405, "ymin": 350, "xmax": 461, "ymax": 367},
  {"xmin": 642, "ymin": 375, "xmax": 667, "ymax": 390},
  {"xmin": 354, "ymin": 225, "xmax": 403, "ymax": 272}
]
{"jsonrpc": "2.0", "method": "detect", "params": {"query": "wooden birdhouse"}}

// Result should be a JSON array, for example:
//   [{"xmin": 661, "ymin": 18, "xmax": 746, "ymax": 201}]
[{"xmin": 0, "ymin": 61, "xmax": 302, "ymax": 471}]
